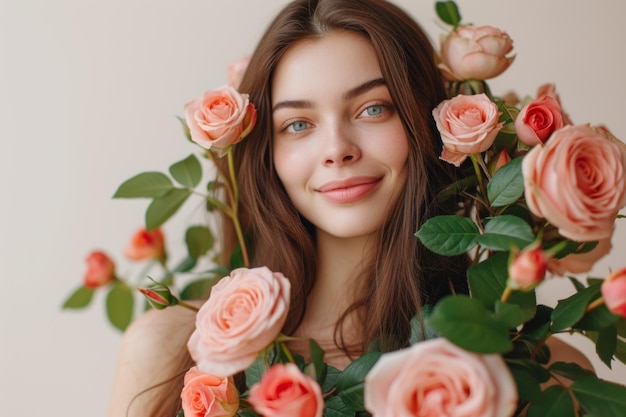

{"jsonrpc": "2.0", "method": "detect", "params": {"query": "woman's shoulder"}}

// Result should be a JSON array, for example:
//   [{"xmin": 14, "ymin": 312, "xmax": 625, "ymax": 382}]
[{"xmin": 108, "ymin": 302, "xmax": 201, "ymax": 417}]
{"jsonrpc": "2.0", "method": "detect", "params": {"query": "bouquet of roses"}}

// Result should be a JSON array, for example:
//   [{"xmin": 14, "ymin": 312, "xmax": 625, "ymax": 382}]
[{"xmin": 64, "ymin": 2, "xmax": 626, "ymax": 416}]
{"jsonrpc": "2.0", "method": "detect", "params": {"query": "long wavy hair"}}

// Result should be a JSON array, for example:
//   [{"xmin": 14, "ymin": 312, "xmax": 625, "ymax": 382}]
[{"xmin": 147, "ymin": 0, "xmax": 468, "ymax": 415}]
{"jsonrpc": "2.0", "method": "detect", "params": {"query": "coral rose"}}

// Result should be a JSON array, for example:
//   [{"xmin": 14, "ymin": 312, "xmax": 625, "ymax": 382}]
[
  {"xmin": 187, "ymin": 267, "xmax": 290, "ymax": 377},
  {"xmin": 515, "ymin": 96, "xmax": 564, "ymax": 146},
  {"xmin": 83, "ymin": 251, "xmax": 115, "ymax": 288},
  {"xmin": 535, "ymin": 83, "xmax": 573, "ymax": 125},
  {"xmin": 438, "ymin": 25, "xmax": 514, "ymax": 81},
  {"xmin": 601, "ymin": 267, "xmax": 626, "ymax": 318},
  {"xmin": 248, "ymin": 363, "xmax": 323, "ymax": 417},
  {"xmin": 181, "ymin": 367, "xmax": 239, "ymax": 417},
  {"xmin": 364, "ymin": 338, "xmax": 517, "ymax": 417},
  {"xmin": 522, "ymin": 124, "xmax": 626, "ymax": 241},
  {"xmin": 507, "ymin": 245, "xmax": 547, "ymax": 291},
  {"xmin": 124, "ymin": 228, "xmax": 165, "ymax": 261},
  {"xmin": 227, "ymin": 55, "xmax": 251, "ymax": 90},
  {"xmin": 548, "ymin": 236, "xmax": 612, "ymax": 276},
  {"xmin": 433, "ymin": 93, "xmax": 503, "ymax": 166},
  {"xmin": 184, "ymin": 85, "xmax": 257, "ymax": 151}
]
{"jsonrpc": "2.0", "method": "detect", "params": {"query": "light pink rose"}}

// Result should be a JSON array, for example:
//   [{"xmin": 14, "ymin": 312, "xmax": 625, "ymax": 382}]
[
  {"xmin": 124, "ymin": 228, "xmax": 165, "ymax": 261},
  {"xmin": 181, "ymin": 367, "xmax": 239, "ymax": 417},
  {"xmin": 548, "ymin": 236, "xmax": 612, "ymax": 276},
  {"xmin": 187, "ymin": 267, "xmax": 290, "ymax": 377},
  {"xmin": 507, "ymin": 245, "xmax": 547, "ymax": 291},
  {"xmin": 248, "ymin": 363, "xmax": 323, "ymax": 417},
  {"xmin": 364, "ymin": 338, "xmax": 517, "ymax": 417},
  {"xmin": 227, "ymin": 55, "xmax": 251, "ymax": 90},
  {"xmin": 184, "ymin": 85, "xmax": 257, "ymax": 151},
  {"xmin": 522, "ymin": 124, "xmax": 626, "ymax": 241},
  {"xmin": 433, "ymin": 93, "xmax": 503, "ymax": 167},
  {"xmin": 438, "ymin": 25, "xmax": 514, "ymax": 81},
  {"xmin": 601, "ymin": 267, "xmax": 626, "ymax": 318},
  {"xmin": 515, "ymin": 96, "xmax": 564, "ymax": 146},
  {"xmin": 83, "ymin": 251, "xmax": 115, "ymax": 288}
]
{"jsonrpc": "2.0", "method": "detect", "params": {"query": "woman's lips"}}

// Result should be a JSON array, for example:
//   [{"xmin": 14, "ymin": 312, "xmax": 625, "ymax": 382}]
[{"xmin": 316, "ymin": 177, "xmax": 382, "ymax": 203}]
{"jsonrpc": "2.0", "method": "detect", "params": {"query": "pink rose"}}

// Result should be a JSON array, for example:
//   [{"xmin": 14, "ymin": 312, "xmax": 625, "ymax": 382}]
[
  {"xmin": 601, "ymin": 267, "xmax": 626, "ymax": 318},
  {"xmin": 83, "ymin": 251, "xmax": 115, "ymax": 288},
  {"xmin": 438, "ymin": 25, "xmax": 515, "ymax": 81},
  {"xmin": 248, "ymin": 363, "xmax": 323, "ymax": 417},
  {"xmin": 433, "ymin": 93, "xmax": 503, "ymax": 167},
  {"xmin": 181, "ymin": 367, "xmax": 239, "ymax": 417},
  {"xmin": 124, "ymin": 228, "xmax": 165, "ymax": 261},
  {"xmin": 515, "ymin": 96, "xmax": 564, "ymax": 146},
  {"xmin": 227, "ymin": 55, "xmax": 251, "ymax": 90},
  {"xmin": 548, "ymin": 236, "xmax": 612, "ymax": 276},
  {"xmin": 522, "ymin": 124, "xmax": 626, "ymax": 241},
  {"xmin": 188, "ymin": 267, "xmax": 290, "ymax": 377},
  {"xmin": 507, "ymin": 245, "xmax": 547, "ymax": 291},
  {"xmin": 364, "ymin": 338, "xmax": 517, "ymax": 417},
  {"xmin": 184, "ymin": 85, "xmax": 257, "ymax": 151},
  {"xmin": 535, "ymin": 83, "xmax": 573, "ymax": 125},
  {"xmin": 491, "ymin": 148, "xmax": 510, "ymax": 174}
]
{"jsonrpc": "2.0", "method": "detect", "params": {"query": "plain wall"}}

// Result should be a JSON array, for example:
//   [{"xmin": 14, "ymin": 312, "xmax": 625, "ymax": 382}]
[{"xmin": 1, "ymin": 0, "xmax": 625, "ymax": 415}]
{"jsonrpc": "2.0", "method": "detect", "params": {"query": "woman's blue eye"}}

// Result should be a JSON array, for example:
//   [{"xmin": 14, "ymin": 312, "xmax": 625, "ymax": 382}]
[
  {"xmin": 289, "ymin": 120, "xmax": 309, "ymax": 132},
  {"xmin": 365, "ymin": 105, "xmax": 384, "ymax": 116}
]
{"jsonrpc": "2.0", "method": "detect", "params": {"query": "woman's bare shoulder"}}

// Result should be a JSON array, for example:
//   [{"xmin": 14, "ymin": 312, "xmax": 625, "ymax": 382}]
[{"xmin": 107, "ymin": 302, "xmax": 202, "ymax": 417}]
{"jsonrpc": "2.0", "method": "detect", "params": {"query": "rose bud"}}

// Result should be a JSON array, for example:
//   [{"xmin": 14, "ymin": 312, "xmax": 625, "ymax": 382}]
[
  {"xmin": 490, "ymin": 148, "xmax": 511, "ymax": 174},
  {"xmin": 139, "ymin": 285, "xmax": 178, "ymax": 310},
  {"xmin": 125, "ymin": 228, "xmax": 165, "ymax": 261},
  {"xmin": 515, "ymin": 96, "xmax": 564, "ymax": 146},
  {"xmin": 438, "ymin": 25, "xmax": 515, "ymax": 81},
  {"xmin": 601, "ymin": 267, "xmax": 626, "ymax": 318},
  {"xmin": 507, "ymin": 245, "xmax": 547, "ymax": 291},
  {"xmin": 181, "ymin": 367, "xmax": 239, "ymax": 417},
  {"xmin": 83, "ymin": 251, "xmax": 116, "ymax": 288}
]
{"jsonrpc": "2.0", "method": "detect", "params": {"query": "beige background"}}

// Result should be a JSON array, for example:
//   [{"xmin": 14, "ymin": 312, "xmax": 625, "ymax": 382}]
[{"xmin": 1, "ymin": 0, "xmax": 625, "ymax": 415}]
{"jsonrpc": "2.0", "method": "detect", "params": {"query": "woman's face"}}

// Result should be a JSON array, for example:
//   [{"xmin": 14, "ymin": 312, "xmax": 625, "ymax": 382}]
[{"xmin": 271, "ymin": 31, "xmax": 409, "ymax": 240}]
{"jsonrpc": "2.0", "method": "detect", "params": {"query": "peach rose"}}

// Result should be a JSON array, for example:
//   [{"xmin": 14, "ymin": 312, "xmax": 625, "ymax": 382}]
[
  {"xmin": 507, "ymin": 245, "xmax": 547, "ymax": 291},
  {"xmin": 248, "ymin": 363, "xmax": 323, "ymax": 417},
  {"xmin": 184, "ymin": 85, "xmax": 257, "ymax": 151},
  {"xmin": 522, "ymin": 124, "xmax": 626, "ymax": 241},
  {"xmin": 601, "ymin": 267, "xmax": 626, "ymax": 318},
  {"xmin": 535, "ymin": 83, "xmax": 573, "ymax": 125},
  {"xmin": 515, "ymin": 96, "xmax": 564, "ymax": 146},
  {"xmin": 433, "ymin": 93, "xmax": 503, "ymax": 167},
  {"xmin": 548, "ymin": 236, "xmax": 612, "ymax": 276},
  {"xmin": 188, "ymin": 267, "xmax": 290, "ymax": 377},
  {"xmin": 124, "ymin": 228, "xmax": 165, "ymax": 261},
  {"xmin": 83, "ymin": 251, "xmax": 115, "ymax": 288},
  {"xmin": 227, "ymin": 55, "xmax": 251, "ymax": 90},
  {"xmin": 364, "ymin": 338, "xmax": 517, "ymax": 417},
  {"xmin": 438, "ymin": 25, "xmax": 514, "ymax": 81},
  {"xmin": 181, "ymin": 367, "xmax": 239, "ymax": 417}
]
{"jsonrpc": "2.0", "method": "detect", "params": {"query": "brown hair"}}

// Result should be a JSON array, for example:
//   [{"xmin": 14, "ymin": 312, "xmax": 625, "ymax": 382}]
[{"xmin": 147, "ymin": 0, "xmax": 467, "ymax": 414}]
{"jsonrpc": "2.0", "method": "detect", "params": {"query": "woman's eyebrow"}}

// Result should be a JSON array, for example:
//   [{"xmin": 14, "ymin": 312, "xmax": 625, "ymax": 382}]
[{"xmin": 272, "ymin": 78, "xmax": 387, "ymax": 112}]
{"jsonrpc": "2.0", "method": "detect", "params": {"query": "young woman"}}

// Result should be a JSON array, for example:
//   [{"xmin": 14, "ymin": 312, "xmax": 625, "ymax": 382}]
[{"xmin": 108, "ymin": 0, "xmax": 590, "ymax": 415}]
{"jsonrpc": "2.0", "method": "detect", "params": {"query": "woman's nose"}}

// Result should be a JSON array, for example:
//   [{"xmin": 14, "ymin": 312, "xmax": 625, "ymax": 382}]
[{"xmin": 321, "ymin": 124, "xmax": 361, "ymax": 166}]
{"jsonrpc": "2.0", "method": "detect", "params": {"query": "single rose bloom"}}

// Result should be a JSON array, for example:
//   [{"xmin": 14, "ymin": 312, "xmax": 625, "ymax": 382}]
[
  {"xmin": 124, "ymin": 228, "xmax": 165, "ymax": 261},
  {"xmin": 601, "ymin": 267, "xmax": 626, "ymax": 318},
  {"xmin": 438, "ymin": 25, "xmax": 515, "ymax": 81},
  {"xmin": 522, "ymin": 124, "xmax": 626, "ymax": 241},
  {"xmin": 227, "ymin": 55, "xmax": 251, "ymax": 90},
  {"xmin": 83, "ymin": 251, "xmax": 115, "ymax": 288},
  {"xmin": 535, "ymin": 83, "xmax": 573, "ymax": 125},
  {"xmin": 181, "ymin": 367, "xmax": 239, "ymax": 417},
  {"xmin": 515, "ymin": 96, "xmax": 564, "ymax": 146},
  {"xmin": 188, "ymin": 267, "xmax": 290, "ymax": 377},
  {"xmin": 248, "ymin": 363, "xmax": 323, "ymax": 417},
  {"xmin": 364, "ymin": 338, "xmax": 518, "ymax": 417},
  {"xmin": 433, "ymin": 93, "xmax": 503, "ymax": 167},
  {"xmin": 184, "ymin": 85, "xmax": 257, "ymax": 151},
  {"xmin": 507, "ymin": 245, "xmax": 547, "ymax": 291},
  {"xmin": 548, "ymin": 236, "xmax": 612, "ymax": 276}
]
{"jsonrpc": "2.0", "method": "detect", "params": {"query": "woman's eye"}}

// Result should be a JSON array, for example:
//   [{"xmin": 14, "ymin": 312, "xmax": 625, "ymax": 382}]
[
  {"xmin": 359, "ymin": 103, "xmax": 390, "ymax": 118},
  {"xmin": 285, "ymin": 120, "xmax": 310, "ymax": 133}
]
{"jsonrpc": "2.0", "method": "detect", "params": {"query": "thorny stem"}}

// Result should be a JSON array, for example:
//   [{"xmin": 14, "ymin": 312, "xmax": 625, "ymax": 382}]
[{"xmin": 226, "ymin": 150, "xmax": 250, "ymax": 267}]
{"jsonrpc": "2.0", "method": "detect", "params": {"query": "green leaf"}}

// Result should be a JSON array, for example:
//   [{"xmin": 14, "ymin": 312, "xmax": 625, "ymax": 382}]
[
  {"xmin": 244, "ymin": 356, "xmax": 267, "ymax": 388},
  {"xmin": 336, "ymin": 352, "xmax": 382, "ymax": 411},
  {"xmin": 596, "ymin": 325, "xmax": 617, "ymax": 368},
  {"xmin": 309, "ymin": 339, "xmax": 326, "ymax": 383},
  {"xmin": 510, "ymin": 368, "xmax": 542, "ymax": 402},
  {"xmin": 145, "ymin": 188, "xmax": 190, "ymax": 230},
  {"xmin": 487, "ymin": 157, "xmax": 524, "ymax": 207},
  {"xmin": 169, "ymin": 154, "xmax": 202, "ymax": 188},
  {"xmin": 495, "ymin": 300, "xmax": 534, "ymax": 329},
  {"xmin": 576, "ymin": 303, "xmax": 618, "ymax": 331},
  {"xmin": 468, "ymin": 252, "xmax": 509, "ymax": 307},
  {"xmin": 415, "ymin": 215, "xmax": 479, "ymax": 256},
  {"xmin": 172, "ymin": 256, "xmax": 197, "ymax": 274},
  {"xmin": 321, "ymin": 366, "xmax": 342, "ymax": 393},
  {"xmin": 237, "ymin": 410, "xmax": 260, "ymax": 417},
  {"xmin": 476, "ymin": 215, "xmax": 534, "ymax": 252},
  {"xmin": 572, "ymin": 376, "xmax": 626, "ymax": 416},
  {"xmin": 435, "ymin": 1, "xmax": 461, "ymax": 28},
  {"xmin": 324, "ymin": 396, "xmax": 354, "ymax": 417},
  {"xmin": 409, "ymin": 305, "xmax": 438, "ymax": 344},
  {"xmin": 62, "ymin": 286, "xmax": 95, "ymax": 309},
  {"xmin": 176, "ymin": 115, "xmax": 193, "ymax": 142},
  {"xmin": 548, "ymin": 361, "xmax": 595, "ymax": 381},
  {"xmin": 551, "ymin": 283, "xmax": 602, "ymax": 332},
  {"xmin": 506, "ymin": 358, "xmax": 551, "ymax": 383},
  {"xmin": 113, "ymin": 172, "xmax": 173, "ymax": 198},
  {"xmin": 105, "ymin": 284, "xmax": 134, "ymax": 331},
  {"xmin": 526, "ymin": 385, "xmax": 575, "ymax": 417},
  {"xmin": 427, "ymin": 295, "xmax": 512, "ymax": 353},
  {"xmin": 180, "ymin": 277, "xmax": 220, "ymax": 300},
  {"xmin": 185, "ymin": 225, "xmax": 215, "ymax": 259}
]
